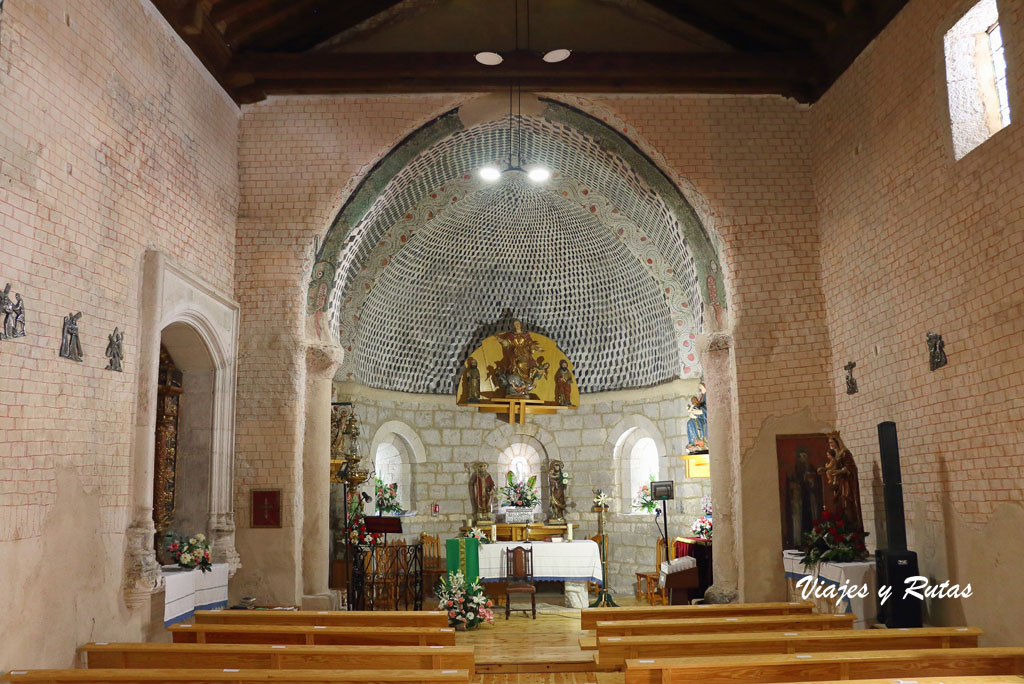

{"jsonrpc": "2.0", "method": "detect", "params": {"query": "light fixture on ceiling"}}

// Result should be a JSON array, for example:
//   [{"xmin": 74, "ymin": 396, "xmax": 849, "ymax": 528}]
[
  {"xmin": 475, "ymin": 52, "xmax": 503, "ymax": 66},
  {"xmin": 479, "ymin": 165, "xmax": 502, "ymax": 181},
  {"xmin": 542, "ymin": 49, "xmax": 571, "ymax": 63},
  {"xmin": 527, "ymin": 167, "xmax": 551, "ymax": 182}
]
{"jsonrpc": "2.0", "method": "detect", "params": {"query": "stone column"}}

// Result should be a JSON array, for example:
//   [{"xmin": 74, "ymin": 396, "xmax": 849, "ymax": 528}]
[
  {"xmin": 701, "ymin": 332, "xmax": 740, "ymax": 604},
  {"xmin": 124, "ymin": 250, "xmax": 167, "ymax": 605},
  {"xmin": 301, "ymin": 344, "xmax": 344, "ymax": 609}
]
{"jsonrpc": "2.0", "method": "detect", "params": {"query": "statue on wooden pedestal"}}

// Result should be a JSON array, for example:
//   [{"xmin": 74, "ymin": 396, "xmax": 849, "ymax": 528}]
[
  {"xmin": 493, "ymin": 320, "xmax": 549, "ymax": 397},
  {"xmin": 469, "ymin": 461, "xmax": 495, "ymax": 522},
  {"xmin": 547, "ymin": 459, "xmax": 568, "ymax": 522},
  {"xmin": 820, "ymin": 432, "xmax": 864, "ymax": 534},
  {"xmin": 463, "ymin": 358, "xmax": 481, "ymax": 403},
  {"xmin": 554, "ymin": 360, "xmax": 574, "ymax": 406}
]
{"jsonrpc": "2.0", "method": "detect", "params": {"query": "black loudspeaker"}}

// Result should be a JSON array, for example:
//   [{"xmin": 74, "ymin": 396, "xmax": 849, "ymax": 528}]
[
  {"xmin": 875, "ymin": 549, "xmax": 924, "ymax": 627},
  {"xmin": 877, "ymin": 421, "xmax": 907, "ymax": 551}
]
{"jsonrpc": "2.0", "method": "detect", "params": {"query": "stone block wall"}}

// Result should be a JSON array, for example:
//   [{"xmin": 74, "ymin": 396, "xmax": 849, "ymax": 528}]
[
  {"xmin": 335, "ymin": 380, "xmax": 711, "ymax": 594},
  {"xmin": 810, "ymin": 0, "xmax": 1024, "ymax": 644},
  {"xmin": 0, "ymin": 0, "xmax": 238, "ymax": 668}
]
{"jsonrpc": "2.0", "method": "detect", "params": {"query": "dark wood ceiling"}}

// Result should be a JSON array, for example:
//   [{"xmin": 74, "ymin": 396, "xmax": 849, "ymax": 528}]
[{"xmin": 153, "ymin": 0, "xmax": 909, "ymax": 105}]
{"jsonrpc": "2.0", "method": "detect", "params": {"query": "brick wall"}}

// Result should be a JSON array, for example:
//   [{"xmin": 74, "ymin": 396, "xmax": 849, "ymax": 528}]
[
  {"xmin": 0, "ymin": 0, "xmax": 238, "ymax": 667},
  {"xmin": 811, "ymin": 0, "xmax": 1023, "ymax": 640}
]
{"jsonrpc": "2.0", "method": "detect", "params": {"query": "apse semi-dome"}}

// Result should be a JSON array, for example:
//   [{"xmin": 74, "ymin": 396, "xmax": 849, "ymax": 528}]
[{"xmin": 353, "ymin": 173, "xmax": 677, "ymax": 394}]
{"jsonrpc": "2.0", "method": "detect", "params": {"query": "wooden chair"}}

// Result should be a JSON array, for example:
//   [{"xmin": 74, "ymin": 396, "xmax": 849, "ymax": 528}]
[
  {"xmin": 421, "ymin": 533, "xmax": 444, "ymax": 596},
  {"xmin": 503, "ymin": 545, "xmax": 536, "ymax": 619},
  {"xmin": 635, "ymin": 539, "xmax": 672, "ymax": 605},
  {"xmin": 588, "ymin": 534, "xmax": 606, "ymax": 595}
]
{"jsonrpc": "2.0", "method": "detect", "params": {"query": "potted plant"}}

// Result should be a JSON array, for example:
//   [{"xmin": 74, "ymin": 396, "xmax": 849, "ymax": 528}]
[
  {"xmin": 436, "ymin": 571, "xmax": 495, "ymax": 630},
  {"xmin": 500, "ymin": 471, "xmax": 539, "ymax": 523}
]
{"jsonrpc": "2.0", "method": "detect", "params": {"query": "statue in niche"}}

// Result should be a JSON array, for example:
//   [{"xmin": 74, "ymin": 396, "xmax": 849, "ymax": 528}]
[
  {"xmin": 463, "ymin": 358, "xmax": 481, "ymax": 403},
  {"xmin": 820, "ymin": 432, "xmax": 864, "ymax": 534},
  {"xmin": 686, "ymin": 383, "xmax": 708, "ymax": 453},
  {"xmin": 468, "ymin": 461, "xmax": 495, "ymax": 522},
  {"xmin": 59, "ymin": 312, "xmax": 83, "ymax": 362},
  {"xmin": 554, "ymin": 359, "xmax": 574, "ymax": 406},
  {"xmin": 492, "ymin": 320, "xmax": 549, "ymax": 397},
  {"xmin": 105, "ymin": 327, "xmax": 124, "ymax": 372},
  {"xmin": 927, "ymin": 332, "xmax": 947, "ymax": 371},
  {"xmin": 547, "ymin": 459, "xmax": 568, "ymax": 522}
]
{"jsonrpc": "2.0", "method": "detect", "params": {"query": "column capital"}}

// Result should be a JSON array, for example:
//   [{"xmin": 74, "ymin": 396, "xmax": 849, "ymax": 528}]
[{"xmin": 305, "ymin": 344, "xmax": 344, "ymax": 379}]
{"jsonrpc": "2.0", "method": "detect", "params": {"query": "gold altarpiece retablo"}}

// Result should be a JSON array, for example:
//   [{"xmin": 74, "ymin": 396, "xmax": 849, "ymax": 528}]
[{"xmin": 457, "ymin": 322, "xmax": 579, "ymax": 424}]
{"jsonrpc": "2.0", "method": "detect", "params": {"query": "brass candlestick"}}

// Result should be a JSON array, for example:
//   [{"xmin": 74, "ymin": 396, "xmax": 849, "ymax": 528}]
[{"xmin": 590, "ymin": 503, "xmax": 618, "ymax": 607}]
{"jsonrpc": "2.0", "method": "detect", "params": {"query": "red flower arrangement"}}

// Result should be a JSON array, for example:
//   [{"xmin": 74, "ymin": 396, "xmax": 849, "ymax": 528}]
[{"xmin": 800, "ymin": 509, "xmax": 868, "ymax": 570}]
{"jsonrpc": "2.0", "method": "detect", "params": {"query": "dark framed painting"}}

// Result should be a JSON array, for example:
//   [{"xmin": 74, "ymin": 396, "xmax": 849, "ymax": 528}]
[
  {"xmin": 251, "ymin": 489, "xmax": 282, "ymax": 528},
  {"xmin": 776, "ymin": 434, "xmax": 834, "ymax": 550}
]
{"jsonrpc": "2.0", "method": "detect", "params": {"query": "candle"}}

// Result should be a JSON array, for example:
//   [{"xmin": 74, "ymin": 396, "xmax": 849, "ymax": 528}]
[
  {"xmin": 491, "ymin": 524, "xmax": 497, "ymax": 541},
  {"xmin": 567, "ymin": 523, "xmax": 573, "ymax": 541}
]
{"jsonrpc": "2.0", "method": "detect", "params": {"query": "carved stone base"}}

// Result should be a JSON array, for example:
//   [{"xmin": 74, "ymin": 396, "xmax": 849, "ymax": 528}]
[
  {"xmin": 208, "ymin": 513, "xmax": 242, "ymax": 577},
  {"xmin": 123, "ymin": 517, "xmax": 164, "ymax": 606},
  {"xmin": 301, "ymin": 590, "xmax": 345, "ymax": 611},
  {"xmin": 703, "ymin": 584, "xmax": 739, "ymax": 605}
]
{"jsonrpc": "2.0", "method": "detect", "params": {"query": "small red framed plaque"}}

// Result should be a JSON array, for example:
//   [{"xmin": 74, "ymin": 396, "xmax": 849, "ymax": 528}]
[{"xmin": 251, "ymin": 489, "xmax": 282, "ymax": 528}]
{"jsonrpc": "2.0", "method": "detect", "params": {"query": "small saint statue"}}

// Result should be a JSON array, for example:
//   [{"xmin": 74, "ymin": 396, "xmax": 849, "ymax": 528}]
[
  {"xmin": 547, "ymin": 459, "xmax": 568, "ymax": 521},
  {"xmin": 105, "ymin": 327, "xmax": 124, "ymax": 372},
  {"xmin": 554, "ymin": 359, "xmax": 574, "ymax": 406},
  {"xmin": 927, "ymin": 332, "xmax": 947, "ymax": 371},
  {"xmin": 819, "ymin": 432, "xmax": 864, "ymax": 534},
  {"xmin": 463, "ymin": 357, "xmax": 481, "ymax": 403},
  {"xmin": 685, "ymin": 383, "xmax": 708, "ymax": 453},
  {"xmin": 844, "ymin": 361, "xmax": 858, "ymax": 395},
  {"xmin": 12, "ymin": 294, "xmax": 25, "ymax": 338},
  {"xmin": 0, "ymin": 284, "xmax": 19, "ymax": 340},
  {"xmin": 60, "ymin": 312, "xmax": 83, "ymax": 362},
  {"xmin": 469, "ymin": 461, "xmax": 495, "ymax": 522}
]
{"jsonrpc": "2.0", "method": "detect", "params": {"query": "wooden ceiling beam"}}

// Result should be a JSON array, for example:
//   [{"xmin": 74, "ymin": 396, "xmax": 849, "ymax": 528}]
[
  {"xmin": 641, "ymin": 0, "xmax": 800, "ymax": 51},
  {"xmin": 222, "ymin": 0, "xmax": 322, "ymax": 48},
  {"xmin": 227, "ymin": 50, "xmax": 820, "ymax": 103},
  {"xmin": 209, "ymin": 0, "xmax": 280, "ymax": 26},
  {"xmin": 152, "ymin": 0, "xmax": 233, "ymax": 75},
  {"xmin": 771, "ymin": 0, "xmax": 845, "ymax": 26},
  {"xmin": 811, "ymin": 0, "xmax": 909, "ymax": 96},
  {"xmin": 243, "ymin": 0, "xmax": 404, "ymax": 52},
  {"xmin": 729, "ymin": 0, "xmax": 828, "ymax": 42}
]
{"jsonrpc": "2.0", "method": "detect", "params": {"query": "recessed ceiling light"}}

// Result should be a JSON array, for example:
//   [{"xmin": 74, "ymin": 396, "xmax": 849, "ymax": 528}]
[
  {"xmin": 479, "ymin": 166, "xmax": 502, "ymax": 181},
  {"xmin": 542, "ymin": 49, "xmax": 571, "ymax": 63},
  {"xmin": 527, "ymin": 167, "xmax": 551, "ymax": 182},
  {"xmin": 475, "ymin": 52, "xmax": 503, "ymax": 66}
]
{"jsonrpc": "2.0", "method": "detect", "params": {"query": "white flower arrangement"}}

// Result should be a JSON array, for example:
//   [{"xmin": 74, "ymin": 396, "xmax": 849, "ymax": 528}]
[{"xmin": 167, "ymin": 532, "xmax": 212, "ymax": 572}]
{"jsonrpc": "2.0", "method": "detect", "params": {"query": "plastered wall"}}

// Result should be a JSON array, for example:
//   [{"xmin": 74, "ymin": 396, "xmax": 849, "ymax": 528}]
[
  {"xmin": 810, "ymin": 0, "xmax": 1024, "ymax": 644},
  {"xmin": 0, "ymin": 0, "xmax": 238, "ymax": 668}
]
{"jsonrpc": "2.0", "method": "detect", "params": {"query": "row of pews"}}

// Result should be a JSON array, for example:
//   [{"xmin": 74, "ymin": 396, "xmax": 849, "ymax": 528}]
[
  {"xmin": 2, "ymin": 610, "xmax": 474, "ymax": 684},
  {"xmin": 581, "ymin": 601, "xmax": 1024, "ymax": 684}
]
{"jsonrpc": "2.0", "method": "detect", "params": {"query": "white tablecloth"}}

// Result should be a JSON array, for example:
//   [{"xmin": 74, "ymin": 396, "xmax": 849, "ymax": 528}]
[
  {"xmin": 161, "ymin": 564, "xmax": 229, "ymax": 626},
  {"xmin": 478, "ymin": 540, "xmax": 603, "ymax": 584},
  {"xmin": 782, "ymin": 550, "xmax": 876, "ymax": 628}
]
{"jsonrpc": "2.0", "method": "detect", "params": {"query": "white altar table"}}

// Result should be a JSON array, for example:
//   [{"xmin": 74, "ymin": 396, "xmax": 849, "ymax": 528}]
[
  {"xmin": 161, "ymin": 563, "xmax": 229, "ymax": 626},
  {"xmin": 478, "ymin": 540, "xmax": 602, "ymax": 609},
  {"xmin": 783, "ymin": 550, "xmax": 876, "ymax": 628}
]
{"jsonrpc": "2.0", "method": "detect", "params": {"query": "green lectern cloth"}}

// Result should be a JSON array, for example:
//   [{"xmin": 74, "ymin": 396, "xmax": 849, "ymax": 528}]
[{"xmin": 445, "ymin": 537, "xmax": 479, "ymax": 583}]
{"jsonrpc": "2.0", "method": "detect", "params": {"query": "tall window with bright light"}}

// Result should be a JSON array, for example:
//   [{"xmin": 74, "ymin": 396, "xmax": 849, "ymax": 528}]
[
  {"xmin": 944, "ymin": 0, "xmax": 1013, "ymax": 159},
  {"xmin": 374, "ymin": 442, "xmax": 408, "ymax": 512},
  {"xmin": 629, "ymin": 437, "xmax": 660, "ymax": 507}
]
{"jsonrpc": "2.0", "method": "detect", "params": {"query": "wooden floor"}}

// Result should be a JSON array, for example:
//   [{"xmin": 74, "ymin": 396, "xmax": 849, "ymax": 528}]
[{"xmin": 455, "ymin": 593, "xmax": 642, "ymax": 683}]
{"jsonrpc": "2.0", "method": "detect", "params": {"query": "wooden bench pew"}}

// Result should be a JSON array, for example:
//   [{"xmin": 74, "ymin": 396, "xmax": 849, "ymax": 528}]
[
  {"xmin": 595, "ymin": 626, "xmax": 982, "ymax": 668},
  {"xmin": 78, "ymin": 643, "xmax": 474, "ymax": 677},
  {"xmin": 168, "ymin": 623, "xmax": 456, "ymax": 646},
  {"xmin": 621, "ymin": 646, "xmax": 1024, "ymax": 684},
  {"xmin": 581, "ymin": 613, "xmax": 856, "ymax": 648},
  {"xmin": 1, "ymin": 669, "xmax": 469, "ymax": 684},
  {"xmin": 192, "ymin": 610, "xmax": 448, "ymax": 629},
  {"xmin": 581, "ymin": 602, "xmax": 813, "ymax": 630},
  {"xmin": 799, "ymin": 678, "xmax": 1024, "ymax": 684}
]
